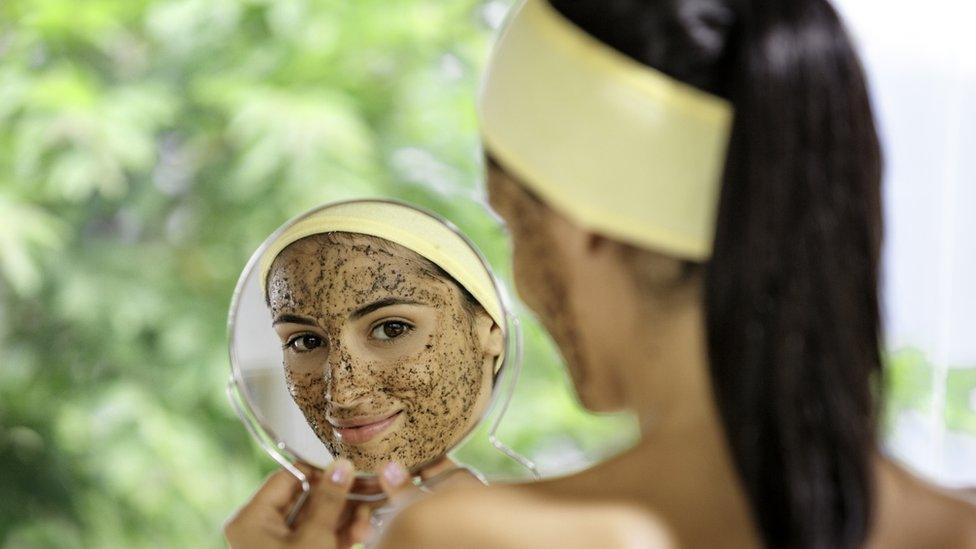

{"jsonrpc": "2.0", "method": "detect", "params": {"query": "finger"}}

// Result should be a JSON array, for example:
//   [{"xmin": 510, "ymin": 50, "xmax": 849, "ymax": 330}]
[
  {"xmin": 347, "ymin": 504, "xmax": 373, "ymax": 547},
  {"xmin": 336, "ymin": 504, "xmax": 373, "ymax": 549},
  {"xmin": 294, "ymin": 461, "xmax": 319, "ymax": 481},
  {"xmin": 293, "ymin": 458, "xmax": 356, "ymax": 538},
  {"xmin": 377, "ymin": 461, "xmax": 421, "ymax": 507},
  {"xmin": 249, "ymin": 468, "xmax": 305, "ymax": 510},
  {"xmin": 293, "ymin": 462, "xmax": 323, "ymax": 497},
  {"xmin": 224, "ymin": 495, "xmax": 292, "ymax": 546}
]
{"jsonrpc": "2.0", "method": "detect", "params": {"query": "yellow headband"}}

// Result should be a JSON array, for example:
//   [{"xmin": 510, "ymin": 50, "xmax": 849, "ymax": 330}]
[
  {"xmin": 479, "ymin": 0, "xmax": 734, "ymax": 260},
  {"xmin": 258, "ymin": 201, "xmax": 505, "ymax": 370}
]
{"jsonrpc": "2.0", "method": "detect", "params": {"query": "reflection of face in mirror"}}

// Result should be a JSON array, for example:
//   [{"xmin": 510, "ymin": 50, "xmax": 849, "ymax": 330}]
[{"xmin": 265, "ymin": 232, "xmax": 503, "ymax": 471}]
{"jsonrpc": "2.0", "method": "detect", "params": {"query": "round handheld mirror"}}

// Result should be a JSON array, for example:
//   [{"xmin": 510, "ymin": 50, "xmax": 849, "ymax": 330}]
[{"xmin": 227, "ymin": 198, "xmax": 533, "ymax": 520}]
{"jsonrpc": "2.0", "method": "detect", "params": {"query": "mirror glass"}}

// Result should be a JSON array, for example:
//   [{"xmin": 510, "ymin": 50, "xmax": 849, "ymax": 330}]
[{"xmin": 227, "ymin": 199, "xmax": 519, "ymax": 498}]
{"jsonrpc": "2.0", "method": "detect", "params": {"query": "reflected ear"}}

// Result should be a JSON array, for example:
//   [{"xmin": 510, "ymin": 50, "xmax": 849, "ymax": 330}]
[
  {"xmin": 486, "ymin": 321, "xmax": 504, "ymax": 358},
  {"xmin": 474, "ymin": 309, "xmax": 504, "ymax": 359}
]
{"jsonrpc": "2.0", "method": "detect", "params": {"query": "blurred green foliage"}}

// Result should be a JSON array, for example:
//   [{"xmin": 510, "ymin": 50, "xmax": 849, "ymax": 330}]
[
  {"xmin": 884, "ymin": 349, "xmax": 976, "ymax": 435},
  {"xmin": 0, "ymin": 0, "xmax": 973, "ymax": 547},
  {"xmin": 0, "ymin": 0, "xmax": 634, "ymax": 546}
]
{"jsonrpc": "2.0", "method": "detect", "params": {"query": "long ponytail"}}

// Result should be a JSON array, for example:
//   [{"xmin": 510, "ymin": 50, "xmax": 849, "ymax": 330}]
[
  {"xmin": 549, "ymin": 1, "xmax": 884, "ymax": 547},
  {"xmin": 708, "ymin": 1, "xmax": 883, "ymax": 547}
]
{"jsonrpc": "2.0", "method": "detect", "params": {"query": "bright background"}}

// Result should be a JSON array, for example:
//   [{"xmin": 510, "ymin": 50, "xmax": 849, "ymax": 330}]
[
  {"xmin": 0, "ymin": 0, "xmax": 972, "ymax": 547},
  {"xmin": 832, "ymin": 0, "xmax": 976, "ymax": 487}
]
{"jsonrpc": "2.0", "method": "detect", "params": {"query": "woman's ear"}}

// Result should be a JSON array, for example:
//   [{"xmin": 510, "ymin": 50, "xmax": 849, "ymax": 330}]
[
  {"xmin": 486, "ymin": 321, "xmax": 504, "ymax": 359},
  {"xmin": 475, "ymin": 309, "xmax": 504, "ymax": 360}
]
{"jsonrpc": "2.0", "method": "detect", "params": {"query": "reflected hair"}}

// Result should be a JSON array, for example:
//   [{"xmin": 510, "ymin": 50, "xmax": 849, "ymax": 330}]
[{"xmin": 548, "ymin": 0, "xmax": 884, "ymax": 547}]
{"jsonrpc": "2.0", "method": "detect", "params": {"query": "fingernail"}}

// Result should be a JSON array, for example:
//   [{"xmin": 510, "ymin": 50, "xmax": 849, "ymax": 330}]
[
  {"xmin": 330, "ymin": 464, "xmax": 349, "ymax": 484},
  {"xmin": 383, "ymin": 462, "xmax": 407, "ymax": 487}
]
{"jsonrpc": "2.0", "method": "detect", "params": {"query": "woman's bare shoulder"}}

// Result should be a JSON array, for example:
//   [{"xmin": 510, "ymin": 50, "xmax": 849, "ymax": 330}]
[
  {"xmin": 870, "ymin": 458, "xmax": 976, "ymax": 548},
  {"xmin": 375, "ymin": 483, "xmax": 675, "ymax": 549}
]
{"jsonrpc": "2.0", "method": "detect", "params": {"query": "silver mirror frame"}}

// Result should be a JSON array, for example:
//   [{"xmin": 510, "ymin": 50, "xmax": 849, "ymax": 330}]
[{"xmin": 226, "ymin": 198, "xmax": 538, "ymax": 516}]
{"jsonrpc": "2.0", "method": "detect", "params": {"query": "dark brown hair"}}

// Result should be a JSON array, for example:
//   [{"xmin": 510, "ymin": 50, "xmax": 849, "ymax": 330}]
[{"xmin": 548, "ymin": 1, "xmax": 884, "ymax": 547}]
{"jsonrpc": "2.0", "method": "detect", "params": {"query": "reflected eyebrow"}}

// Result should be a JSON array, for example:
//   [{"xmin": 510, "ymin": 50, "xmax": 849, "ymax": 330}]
[
  {"xmin": 350, "ymin": 298, "xmax": 426, "ymax": 320},
  {"xmin": 272, "ymin": 313, "xmax": 319, "ymax": 327}
]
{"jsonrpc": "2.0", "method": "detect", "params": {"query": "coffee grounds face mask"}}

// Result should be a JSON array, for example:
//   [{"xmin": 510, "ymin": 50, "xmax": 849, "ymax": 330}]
[{"xmin": 266, "ymin": 233, "xmax": 495, "ymax": 472}]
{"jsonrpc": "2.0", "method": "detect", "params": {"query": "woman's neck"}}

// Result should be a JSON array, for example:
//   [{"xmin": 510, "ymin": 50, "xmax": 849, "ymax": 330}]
[
  {"xmin": 527, "ymin": 298, "xmax": 760, "ymax": 546},
  {"xmin": 620, "ymin": 290, "xmax": 723, "ymax": 439}
]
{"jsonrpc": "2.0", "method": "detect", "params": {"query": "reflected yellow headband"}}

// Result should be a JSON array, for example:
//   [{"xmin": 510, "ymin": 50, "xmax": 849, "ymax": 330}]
[
  {"xmin": 258, "ymin": 201, "xmax": 505, "ymax": 364},
  {"xmin": 479, "ymin": 0, "xmax": 734, "ymax": 260}
]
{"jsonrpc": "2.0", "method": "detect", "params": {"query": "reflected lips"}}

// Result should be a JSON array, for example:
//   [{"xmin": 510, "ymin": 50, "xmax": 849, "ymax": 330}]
[{"xmin": 331, "ymin": 411, "xmax": 402, "ymax": 444}]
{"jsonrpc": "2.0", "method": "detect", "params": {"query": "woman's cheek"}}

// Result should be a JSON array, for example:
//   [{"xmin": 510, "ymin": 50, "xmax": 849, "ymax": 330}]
[
  {"xmin": 378, "ymin": 354, "xmax": 436, "ymax": 403},
  {"xmin": 373, "ymin": 328, "xmax": 442, "ymax": 397},
  {"xmin": 284, "ymin": 369, "xmax": 332, "ymax": 437},
  {"xmin": 430, "ymin": 326, "xmax": 483, "ymax": 419},
  {"xmin": 285, "ymin": 369, "xmax": 320, "ymax": 404}
]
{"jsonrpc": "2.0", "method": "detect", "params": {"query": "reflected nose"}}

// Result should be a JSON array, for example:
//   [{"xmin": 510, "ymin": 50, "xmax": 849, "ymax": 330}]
[{"xmin": 324, "ymin": 346, "xmax": 369, "ymax": 408}]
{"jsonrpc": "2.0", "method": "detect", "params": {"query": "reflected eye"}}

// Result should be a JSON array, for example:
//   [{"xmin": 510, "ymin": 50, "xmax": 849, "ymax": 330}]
[
  {"xmin": 285, "ymin": 334, "xmax": 324, "ymax": 353},
  {"xmin": 371, "ymin": 321, "xmax": 412, "ymax": 341}
]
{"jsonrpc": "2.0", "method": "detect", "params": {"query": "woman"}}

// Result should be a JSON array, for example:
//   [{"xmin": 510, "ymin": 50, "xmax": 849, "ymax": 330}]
[{"xmin": 226, "ymin": 201, "xmax": 504, "ymax": 548}]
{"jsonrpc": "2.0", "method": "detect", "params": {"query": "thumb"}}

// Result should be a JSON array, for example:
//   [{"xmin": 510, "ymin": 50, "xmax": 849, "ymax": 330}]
[
  {"xmin": 377, "ymin": 461, "xmax": 422, "ymax": 508},
  {"xmin": 250, "ymin": 468, "xmax": 307, "ymax": 512},
  {"xmin": 292, "ymin": 459, "xmax": 355, "ymax": 542}
]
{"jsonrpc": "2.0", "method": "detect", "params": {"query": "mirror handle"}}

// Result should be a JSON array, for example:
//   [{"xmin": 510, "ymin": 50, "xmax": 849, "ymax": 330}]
[
  {"xmin": 487, "ymin": 315, "xmax": 541, "ymax": 480},
  {"xmin": 226, "ymin": 377, "xmax": 311, "ymax": 525}
]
